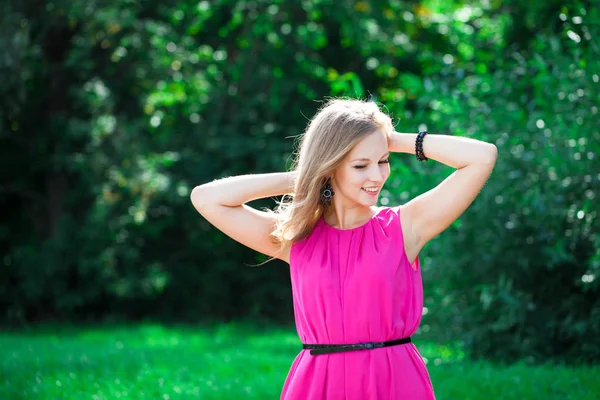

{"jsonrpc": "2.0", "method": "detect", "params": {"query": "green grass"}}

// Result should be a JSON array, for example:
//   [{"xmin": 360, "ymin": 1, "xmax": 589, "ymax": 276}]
[{"xmin": 1, "ymin": 322, "xmax": 598, "ymax": 399}]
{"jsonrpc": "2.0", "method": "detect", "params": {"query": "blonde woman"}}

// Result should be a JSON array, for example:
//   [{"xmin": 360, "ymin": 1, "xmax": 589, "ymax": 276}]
[{"xmin": 190, "ymin": 98, "xmax": 497, "ymax": 399}]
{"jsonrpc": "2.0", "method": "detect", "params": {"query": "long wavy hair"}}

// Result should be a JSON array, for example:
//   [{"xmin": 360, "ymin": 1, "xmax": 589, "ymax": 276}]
[{"xmin": 263, "ymin": 98, "xmax": 394, "ymax": 263}]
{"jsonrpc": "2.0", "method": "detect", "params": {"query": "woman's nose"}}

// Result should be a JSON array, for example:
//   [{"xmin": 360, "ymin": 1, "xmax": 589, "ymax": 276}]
[{"xmin": 369, "ymin": 165, "xmax": 383, "ymax": 182}]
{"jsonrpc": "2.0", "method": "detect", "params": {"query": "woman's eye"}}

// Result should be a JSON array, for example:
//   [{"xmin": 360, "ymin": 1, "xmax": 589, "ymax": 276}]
[{"xmin": 354, "ymin": 160, "xmax": 389, "ymax": 169}]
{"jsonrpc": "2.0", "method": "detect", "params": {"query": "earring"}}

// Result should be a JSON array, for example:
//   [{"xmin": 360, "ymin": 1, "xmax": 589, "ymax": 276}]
[{"xmin": 320, "ymin": 178, "xmax": 334, "ymax": 207}]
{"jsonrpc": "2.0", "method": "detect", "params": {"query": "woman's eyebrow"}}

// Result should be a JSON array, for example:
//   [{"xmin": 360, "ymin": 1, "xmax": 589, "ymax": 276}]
[{"xmin": 351, "ymin": 152, "xmax": 390, "ymax": 162}]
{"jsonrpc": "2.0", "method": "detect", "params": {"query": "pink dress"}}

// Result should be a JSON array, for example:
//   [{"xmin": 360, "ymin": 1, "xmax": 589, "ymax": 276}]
[{"xmin": 280, "ymin": 206, "xmax": 436, "ymax": 399}]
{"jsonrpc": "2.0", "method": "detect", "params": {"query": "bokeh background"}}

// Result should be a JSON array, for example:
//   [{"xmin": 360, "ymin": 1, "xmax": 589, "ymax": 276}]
[{"xmin": 1, "ymin": 0, "xmax": 599, "ymax": 398}]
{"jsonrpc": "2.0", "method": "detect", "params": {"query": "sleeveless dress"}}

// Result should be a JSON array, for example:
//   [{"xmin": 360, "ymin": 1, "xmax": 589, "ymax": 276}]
[{"xmin": 280, "ymin": 205, "xmax": 436, "ymax": 399}]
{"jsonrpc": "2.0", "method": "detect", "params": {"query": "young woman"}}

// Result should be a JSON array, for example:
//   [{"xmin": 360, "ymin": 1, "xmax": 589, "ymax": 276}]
[{"xmin": 190, "ymin": 98, "xmax": 498, "ymax": 399}]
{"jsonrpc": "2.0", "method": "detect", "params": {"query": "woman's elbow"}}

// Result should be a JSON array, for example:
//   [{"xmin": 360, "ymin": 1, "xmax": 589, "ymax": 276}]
[{"xmin": 190, "ymin": 185, "xmax": 209, "ymax": 210}]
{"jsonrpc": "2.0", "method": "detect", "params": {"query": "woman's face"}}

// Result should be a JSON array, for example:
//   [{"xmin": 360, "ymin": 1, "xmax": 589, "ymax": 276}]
[{"xmin": 332, "ymin": 129, "xmax": 391, "ymax": 208}]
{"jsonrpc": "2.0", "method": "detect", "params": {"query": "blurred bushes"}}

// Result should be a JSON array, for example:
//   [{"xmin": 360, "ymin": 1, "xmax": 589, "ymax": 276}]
[
  {"xmin": 398, "ymin": 1, "xmax": 599, "ymax": 363},
  {"xmin": 0, "ymin": 0, "xmax": 598, "ymax": 363}
]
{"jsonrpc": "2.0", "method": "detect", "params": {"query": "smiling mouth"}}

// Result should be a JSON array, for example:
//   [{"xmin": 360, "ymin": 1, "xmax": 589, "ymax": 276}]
[{"xmin": 362, "ymin": 187, "xmax": 379, "ymax": 194}]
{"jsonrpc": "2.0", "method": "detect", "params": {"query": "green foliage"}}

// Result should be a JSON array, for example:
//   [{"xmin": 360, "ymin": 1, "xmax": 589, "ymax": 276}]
[
  {"xmin": 404, "ymin": 0, "xmax": 600, "ymax": 364},
  {"xmin": 1, "ymin": 324, "xmax": 599, "ymax": 399},
  {"xmin": 1, "ymin": 0, "xmax": 598, "ymax": 364}
]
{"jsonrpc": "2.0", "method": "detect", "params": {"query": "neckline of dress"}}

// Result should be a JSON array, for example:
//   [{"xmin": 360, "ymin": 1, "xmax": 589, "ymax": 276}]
[{"xmin": 320, "ymin": 207, "xmax": 385, "ymax": 232}]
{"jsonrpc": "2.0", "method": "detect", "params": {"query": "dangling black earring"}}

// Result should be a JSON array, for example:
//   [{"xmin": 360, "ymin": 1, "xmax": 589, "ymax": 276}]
[{"xmin": 320, "ymin": 178, "xmax": 334, "ymax": 207}]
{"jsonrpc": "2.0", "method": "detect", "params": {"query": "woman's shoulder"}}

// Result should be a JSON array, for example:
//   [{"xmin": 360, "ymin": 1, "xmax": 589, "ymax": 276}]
[
  {"xmin": 379, "ymin": 204, "xmax": 411, "ymax": 223},
  {"xmin": 384, "ymin": 203, "xmax": 421, "ymax": 264},
  {"xmin": 379, "ymin": 204, "xmax": 402, "ymax": 214},
  {"xmin": 376, "ymin": 205, "xmax": 414, "ymax": 241},
  {"xmin": 375, "ymin": 205, "xmax": 402, "ymax": 222},
  {"xmin": 287, "ymin": 218, "xmax": 324, "ymax": 264}
]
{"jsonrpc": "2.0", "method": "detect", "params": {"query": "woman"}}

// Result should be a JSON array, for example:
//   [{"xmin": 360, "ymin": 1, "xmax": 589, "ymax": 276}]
[{"xmin": 190, "ymin": 98, "xmax": 498, "ymax": 399}]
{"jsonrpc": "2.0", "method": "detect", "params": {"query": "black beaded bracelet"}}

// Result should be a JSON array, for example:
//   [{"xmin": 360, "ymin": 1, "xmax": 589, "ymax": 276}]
[{"xmin": 415, "ymin": 131, "xmax": 429, "ymax": 161}]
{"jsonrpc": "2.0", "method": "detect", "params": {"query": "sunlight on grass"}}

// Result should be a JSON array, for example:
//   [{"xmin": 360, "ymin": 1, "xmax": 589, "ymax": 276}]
[{"xmin": 1, "ymin": 323, "xmax": 598, "ymax": 399}]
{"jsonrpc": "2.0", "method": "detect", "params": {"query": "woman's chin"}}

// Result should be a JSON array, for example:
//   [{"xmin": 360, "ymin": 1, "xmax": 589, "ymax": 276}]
[{"xmin": 358, "ymin": 195, "xmax": 379, "ymax": 205}]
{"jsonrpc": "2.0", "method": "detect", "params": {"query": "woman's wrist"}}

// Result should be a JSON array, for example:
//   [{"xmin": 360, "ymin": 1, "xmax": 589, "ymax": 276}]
[{"xmin": 388, "ymin": 131, "xmax": 417, "ymax": 154}]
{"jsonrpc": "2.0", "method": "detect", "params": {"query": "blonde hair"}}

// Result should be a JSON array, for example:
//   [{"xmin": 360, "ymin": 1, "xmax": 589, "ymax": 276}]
[{"xmin": 261, "ymin": 98, "xmax": 394, "ymax": 264}]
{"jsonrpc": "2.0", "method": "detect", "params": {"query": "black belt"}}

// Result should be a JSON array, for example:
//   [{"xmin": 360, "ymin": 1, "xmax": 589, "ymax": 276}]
[{"xmin": 302, "ymin": 336, "xmax": 412, "ymax": 355}]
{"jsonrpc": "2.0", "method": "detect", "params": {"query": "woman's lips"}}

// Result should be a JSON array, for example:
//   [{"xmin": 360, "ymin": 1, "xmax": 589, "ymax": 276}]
[{"xmin": 362, "ymin": 187, "xmax": 379, "ymax": 196}]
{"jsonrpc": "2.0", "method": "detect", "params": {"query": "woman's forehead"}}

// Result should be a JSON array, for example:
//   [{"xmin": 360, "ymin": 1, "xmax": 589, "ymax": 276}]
[{"xmin": 347, "ymin": 130, "xmax": 388, "ymax": 159}]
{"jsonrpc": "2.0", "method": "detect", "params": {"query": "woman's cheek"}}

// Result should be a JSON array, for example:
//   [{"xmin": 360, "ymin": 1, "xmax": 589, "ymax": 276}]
[{"xmin": 383, "ymin": 165, "xmax": 391, "ymax": 179}]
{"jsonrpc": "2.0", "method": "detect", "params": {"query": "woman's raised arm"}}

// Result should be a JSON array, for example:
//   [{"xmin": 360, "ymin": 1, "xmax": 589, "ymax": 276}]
[{"xmin": 190, "ymin": 172, "xmax": 296, "ymax": 263}]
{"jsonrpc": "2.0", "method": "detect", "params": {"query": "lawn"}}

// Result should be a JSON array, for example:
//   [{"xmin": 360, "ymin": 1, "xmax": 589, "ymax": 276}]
[{"xmin": 1, "ymin": 322, "xmax": 597, "ymax": 399}]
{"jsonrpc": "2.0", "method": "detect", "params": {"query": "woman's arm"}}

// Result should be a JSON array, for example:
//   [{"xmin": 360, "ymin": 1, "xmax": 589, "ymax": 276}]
[
  {"xmin": 389, "ymin": 132, "xmax": 497, "ymax": 168},
  {"xmin": 191, "ymin": 171, "xmax": 296, "ymax": 208},
  {"xmin": 388, "ymin": 131, "xmax": 498, "ymax": 253},
  {"xmin": 190, "ymin": 171, "xmax": 296, "ymax": 263}
]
